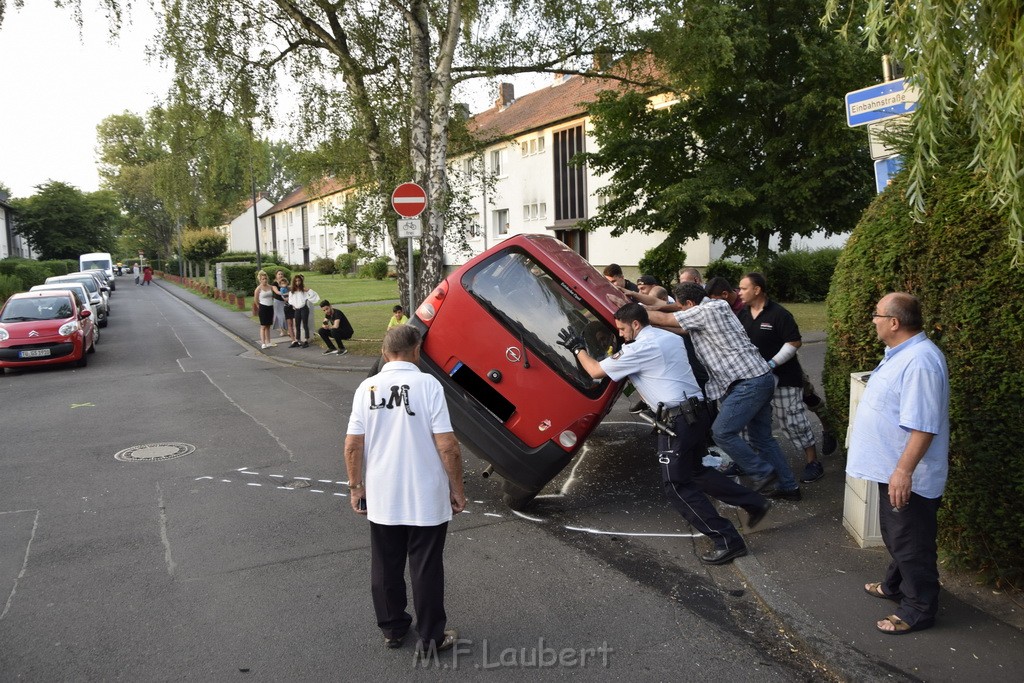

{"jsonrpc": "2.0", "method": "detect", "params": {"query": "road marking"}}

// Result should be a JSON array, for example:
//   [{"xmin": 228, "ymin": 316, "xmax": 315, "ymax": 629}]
[
  {"xmin": 70, "ymin": 403, "xmax": 95, "ymax": 409},
  {"xmin": 247, "ymin": 483, "xmax": 262, "ymax": 487},
  {"xmin": 0, "ymin": 509, "xmax": 39, "ymax": 621},
  {"xmin": 564, "ymin": 525, "xmax": 702, "ymax": 538}
]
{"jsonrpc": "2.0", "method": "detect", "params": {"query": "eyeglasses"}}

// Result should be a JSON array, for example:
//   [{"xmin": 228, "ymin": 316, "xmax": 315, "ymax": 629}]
[{"xmin": 871, "ymin": 313, "xmax": 895, "ymax": 319}]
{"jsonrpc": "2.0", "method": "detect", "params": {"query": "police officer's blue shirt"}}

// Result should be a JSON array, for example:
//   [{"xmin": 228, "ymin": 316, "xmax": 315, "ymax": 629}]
[
  {"xmin": 847, "ymin": 332, "xmax": 950, "ymax": 499},
  {"xmin": 599, "ymin": 325, "xmax": 703, "ymax": 407}
]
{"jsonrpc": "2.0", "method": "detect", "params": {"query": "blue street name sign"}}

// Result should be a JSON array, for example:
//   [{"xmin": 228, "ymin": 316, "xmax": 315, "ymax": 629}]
[{"xmin": 846, "ymin": 79, "xmax": 918, "ymax": 127}]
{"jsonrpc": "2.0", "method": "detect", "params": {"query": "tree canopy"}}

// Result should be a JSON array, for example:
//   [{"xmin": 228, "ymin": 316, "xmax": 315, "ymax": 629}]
[
  {"xmin": 580, "ymin": 0, "xmax": 879, "ymax": 260},
  {"xmin": 152, "ymin": 0, "xmax": 659, "ymax": 303},
  {"xmin": 9, "ymin": 182, "xmax": 119, "ymax": 259},
  {"xmin": 96, "ymin": 105, "xmax": 295, "ymax": 259},
  {"xmin": 824, "ymin": 0, "xmax": 1024, "ymax": 264}
]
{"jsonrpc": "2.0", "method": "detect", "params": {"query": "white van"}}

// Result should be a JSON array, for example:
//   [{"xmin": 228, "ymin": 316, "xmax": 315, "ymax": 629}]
[{"xmin": 79, "ymin": 253, "xmax": 116, "ymax": 291}]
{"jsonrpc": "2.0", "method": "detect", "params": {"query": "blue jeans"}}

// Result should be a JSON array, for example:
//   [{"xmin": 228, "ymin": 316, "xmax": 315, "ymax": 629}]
[{"xmin": 712, "ymin": 373, "xmax": 798, "ymax": 491}]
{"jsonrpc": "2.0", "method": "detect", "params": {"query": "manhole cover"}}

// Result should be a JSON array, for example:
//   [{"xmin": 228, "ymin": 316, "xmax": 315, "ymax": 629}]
[{"xmin": 114, "ymin": 443, "xmax": 196, "ymax": 462}]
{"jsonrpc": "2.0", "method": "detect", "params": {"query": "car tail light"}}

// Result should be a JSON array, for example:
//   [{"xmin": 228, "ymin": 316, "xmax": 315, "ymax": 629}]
[
  {"xmin": 416, "ymin": 281, "xmax": 449, "ymax": 326},
  {"xmin": 557, "ymin": 413, "xmax": 598, "ymax": 452}
]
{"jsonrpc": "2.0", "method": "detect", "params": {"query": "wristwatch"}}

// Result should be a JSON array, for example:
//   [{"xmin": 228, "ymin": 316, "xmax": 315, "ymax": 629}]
[
  {"xmin": 573, "ymin": 347, "xmax": 584, "ymax": 356},
  {"xmin": 768, "ymin": 360, "xmax": 777, "ymax": 369},
  {"xmin": 349, "ymin": 482, "xmax": 364, "ymax": 490}
]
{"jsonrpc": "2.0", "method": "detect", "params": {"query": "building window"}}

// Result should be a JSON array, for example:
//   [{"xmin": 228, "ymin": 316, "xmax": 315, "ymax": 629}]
[
  {"xmin": 553, "ymin": 125, "xmax": 586, "ymax": 222},
  {"xmin": 466, "ymin": 213, "xmax": 482, "ymax": 238},
  {"xmin": 490, "ymin": 149, "xmax": 504, "ymax": 176},
  {"xmin": 519, "ymin": 136, "xmax": 546, "ymax": 157},
  {"xmin": 522, "ymin": 205, "xmax": 531, "ymax": 221},
  {"xmin": 494, "ymin": 209, "xmax": 509, "ymax": 236}
]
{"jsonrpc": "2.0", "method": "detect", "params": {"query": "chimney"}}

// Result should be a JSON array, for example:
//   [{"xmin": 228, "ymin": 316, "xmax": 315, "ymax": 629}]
[
  {"xmin": 453, "ymin": 103, "xmax": 471, "ymax": 121},
  {"xmin": 496, "ymin": 83, "xmax": 514, "ymax": 109}
]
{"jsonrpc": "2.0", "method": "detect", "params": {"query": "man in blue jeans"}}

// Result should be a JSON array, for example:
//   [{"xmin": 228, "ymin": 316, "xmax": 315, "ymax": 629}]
[{"xmin": 648, "ymin": 283, "xmax": 800, "ymax": 500}]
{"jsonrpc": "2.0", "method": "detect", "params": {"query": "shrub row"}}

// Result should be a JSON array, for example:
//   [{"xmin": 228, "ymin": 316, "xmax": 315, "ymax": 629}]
[{"xmin": 703, "ymin": 248, "xmax": 841, "ymax": 302}]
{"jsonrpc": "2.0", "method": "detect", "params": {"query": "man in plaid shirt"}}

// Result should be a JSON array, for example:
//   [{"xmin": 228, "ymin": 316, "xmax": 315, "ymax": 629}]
[{"xmin": 648, "ymin": 283, "xmax": 801, "ymax": 499}]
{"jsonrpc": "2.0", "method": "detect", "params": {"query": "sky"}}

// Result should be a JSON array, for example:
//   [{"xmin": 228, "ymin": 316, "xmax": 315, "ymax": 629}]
[{"xmin": 0, "ymin": 2, "xmax": 173, "ymax": 199}]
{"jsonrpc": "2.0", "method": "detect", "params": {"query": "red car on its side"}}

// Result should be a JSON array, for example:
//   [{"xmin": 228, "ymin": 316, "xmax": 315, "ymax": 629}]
[
  {"xmin": 0, "ymin": 290, "xmax": 96, "ymax": 374},
  {"xmin": 412, "ymin": 234, "xmax": 629, "ymax": 509}
]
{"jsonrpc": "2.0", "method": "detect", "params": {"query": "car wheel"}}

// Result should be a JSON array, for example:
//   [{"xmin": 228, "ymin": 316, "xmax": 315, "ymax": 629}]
[
  {"xmin": 76, "ymin": 349, "xmax": 88, "ymax": 367},
  {"xmin": 87, "ymin": 334, "xmax": 97, "ymax": 354},
  {"xmin": 99, "ymin": 318, "xmax": 108, "ymax": 328},
  {"xmin": 501, "ymin": 478, "xmax": 540, "ymax": 511},
  {"xmin": 94, "ymin": 326, "xmax": 100, "ymax": 344}
]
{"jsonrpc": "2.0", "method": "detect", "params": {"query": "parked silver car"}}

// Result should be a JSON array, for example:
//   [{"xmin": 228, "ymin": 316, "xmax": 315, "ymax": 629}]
[{"xmin": 44, "ymin": 274, "xmax": 109, "ymax": 326}]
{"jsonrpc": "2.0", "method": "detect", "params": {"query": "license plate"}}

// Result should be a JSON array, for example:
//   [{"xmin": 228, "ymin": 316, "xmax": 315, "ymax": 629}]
[{"xmin": 19, "ymin": 349, "xmax": 51, "ymax": 358}]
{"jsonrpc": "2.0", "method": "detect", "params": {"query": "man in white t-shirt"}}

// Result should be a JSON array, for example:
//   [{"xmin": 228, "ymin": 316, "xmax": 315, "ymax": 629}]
[{"xmin": 345, "ymin": 325, "xmax": 467, "ymax": 654}]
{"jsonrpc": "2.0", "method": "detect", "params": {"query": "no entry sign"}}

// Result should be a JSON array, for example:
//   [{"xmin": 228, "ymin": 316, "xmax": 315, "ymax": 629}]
[{"xmin": 391, "ymin": 182, "xmax": 427, "ymax": 218}]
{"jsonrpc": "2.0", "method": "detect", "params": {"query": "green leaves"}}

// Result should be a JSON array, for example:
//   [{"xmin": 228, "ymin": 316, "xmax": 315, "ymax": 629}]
[{"xmin": 584, "ymin": 0, "xmax": 878, "ymax": 259}]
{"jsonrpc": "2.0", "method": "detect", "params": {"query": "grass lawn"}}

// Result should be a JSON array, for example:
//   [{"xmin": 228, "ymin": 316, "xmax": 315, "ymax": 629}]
[
  {"xmin": 296, "ymin": 274, "xmax": 398, "ymax": 305},
  {"xmin": 785, "ymin": 302, "xmax": 827, "ymax": 333}
]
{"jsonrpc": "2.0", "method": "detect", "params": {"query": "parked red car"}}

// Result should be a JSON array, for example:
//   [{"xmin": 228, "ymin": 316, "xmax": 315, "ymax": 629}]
[
  {"xmin": 412, "ymin": 234, "xmax": 628, "ymax": 508},
  {"xmin": 0, "ymin": 290, "xmax": 96, "ymax": 373}
]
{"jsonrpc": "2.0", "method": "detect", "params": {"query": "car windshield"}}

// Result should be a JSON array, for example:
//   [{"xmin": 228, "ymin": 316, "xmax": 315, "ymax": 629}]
[
  {"xmin": 2, "ymin": 296, "xmax": 74, "ymax": 321},
  {"xmin": 82, "ymin": 260, "xmax": 110, "ymax": 271},
  {"xmin": 463, "ymin": 249, "xmax": 618, "ymax": 392}
]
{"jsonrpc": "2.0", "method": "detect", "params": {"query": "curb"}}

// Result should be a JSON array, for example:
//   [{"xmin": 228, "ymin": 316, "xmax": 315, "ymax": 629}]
[{"xmin": 733, "ymin": 554, "xmax": 911, "ymax": 682}]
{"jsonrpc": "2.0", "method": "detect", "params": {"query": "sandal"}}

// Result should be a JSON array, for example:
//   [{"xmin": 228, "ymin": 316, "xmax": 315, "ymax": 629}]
[
  {"xmin": 864, "ymin": 582, "xmax": 901, "ymax": 602},
  {"xmin": 876, "ymin": 614, "xmax": 935, "ymax": 635}
]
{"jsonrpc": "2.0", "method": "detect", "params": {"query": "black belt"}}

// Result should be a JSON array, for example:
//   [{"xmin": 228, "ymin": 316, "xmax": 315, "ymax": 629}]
[{"xmin": 662, "ymin": 401, "xmax": 707, "ymax": 419}]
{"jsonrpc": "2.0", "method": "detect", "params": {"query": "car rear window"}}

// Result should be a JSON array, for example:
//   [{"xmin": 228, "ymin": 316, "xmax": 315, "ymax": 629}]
[
  {"xmin": 462, "ymin": 249, "xmax": 619, "ymax": 393},
  {"xmin": 2, "ymin": 296, "xmax": 74, "ymax": 321}
]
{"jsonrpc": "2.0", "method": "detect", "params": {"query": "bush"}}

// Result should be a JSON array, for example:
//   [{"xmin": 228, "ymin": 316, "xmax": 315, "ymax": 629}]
[
  {"xmin": 336, "ymin": 251, "xmax": 362, "ymax": 275},
  {"xmin": 0, "ymin": 257, "xmax": 30, "ymax": 276},
  {"xmin": 38, "ymin": 259, "xmax": 77, "ymax": 276},
  {"xmin": 261, "ymin": 264, "xmax": 292, "ymax": 283},
  {"xmin": 222, "ymin": 264, "xmax": 260, "ymax": 294},
  {"xmin": 311, "ymin": 257, "xmax": 337, "ymax": 275},
  {"xmin": 704, "ymin": 259, "xmax": 745, "ymax": 286},
  {"xmin": 0, "ymin": 274, "xmax": 22, "ymax": 302},
  {"xmin": 823, "ymin": 163, "xmax": 1024, "ymax": 586},
  {"xmin": 638, "ymin": 241, "xmax": 687, "ymax": 291},
  {"xmin": 763, "ymin": 248, "xmax": 840, "ymax": 302},
  {"xmin": 360, "ymin": 257, "xmax": 390, "ymax": 280},
  {"xmin": 13, "ymin": 262, "xmax": 51, "ymax": 289}
]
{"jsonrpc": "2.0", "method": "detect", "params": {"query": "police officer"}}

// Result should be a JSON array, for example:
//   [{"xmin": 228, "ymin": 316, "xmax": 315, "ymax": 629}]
[{"xmin": 558, "ymin": 303, "xmax": 770, "ymax": 565}]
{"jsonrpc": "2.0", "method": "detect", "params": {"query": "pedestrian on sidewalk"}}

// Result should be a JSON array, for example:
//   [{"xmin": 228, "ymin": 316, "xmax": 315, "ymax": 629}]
[
  {"xmin": 133, "ymin": 263, "xmax": 141, "ymax": 285},
  {"xmin": 563, "ymin": 303, "xmax": 769, "ymax": 565},
  {"xmin": 143, "ymin": 265, "xmax": 153, "ymax": 285},
  {"xmin": 647, "ymin": 283, "xmax": 800, "ymax": 500},
  {"xmin": 287, "ymin": 274, "xmax": 314, "ymax": 348},
  {"xmin": 271, "ymin": 270, "xmax": 290, "ymax": 340},
  {"xmin": 736, "ymin": 272, "xmax": 824, "ymax": 486},
  {"xmin": 344, "ymin": 324, "xmax": 466, "ymax": 653},
  {"xmin": 848, "ymin": 292, "xmax": 949, "ymax": 635},
  {"xmin": 318, "ymin": 300, "xmax": 353, "ymax": 355},
  {"xmin": 254, "ymin": 270, "xmax": 276, "ymax": 349}
]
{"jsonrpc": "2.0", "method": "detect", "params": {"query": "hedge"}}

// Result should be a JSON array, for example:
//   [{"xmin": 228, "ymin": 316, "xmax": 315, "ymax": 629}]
[
  {"xmin": 703, "ymin": 248, "xmax": 840, "ymax": 302},
  {"xmin": 0, "ymin": 274, "xmax": 21, "ymax": 303},
  {"xmin": 823, "ymin": 163, "xmax": 1024, "ymax": 585},
  {"xmin": 221, "ymin": 263, "xmax": 293, "ymax": 294},
  {"xmin": 13, "ymin": 263, "xmax": 51, "ymax": 289}
]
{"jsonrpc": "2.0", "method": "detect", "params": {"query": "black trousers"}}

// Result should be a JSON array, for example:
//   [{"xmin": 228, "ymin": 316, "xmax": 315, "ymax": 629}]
[
  {"xmin": 318, "ymin": 327, "xmax": 346, "ymax": 350},
  {"xmin": 659, "ymin": 407, "xmax": 766, "ymax": 551},
  {"xmin": 369, "ymin": 521, "xmax": 448, "ymax": 646},
  {"xmin": 877, "ymin": 484, "xmax": 942, "ymax": 626}
]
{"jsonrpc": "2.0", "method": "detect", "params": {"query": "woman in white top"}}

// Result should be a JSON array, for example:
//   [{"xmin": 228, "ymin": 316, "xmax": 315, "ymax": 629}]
[
  {"xmin": 254, "ymin": 270, "xmax": 276, "ymax": 349},
  {"xmin": 287, "ymin": 273, "xmax": 313, "ymax": 348}
]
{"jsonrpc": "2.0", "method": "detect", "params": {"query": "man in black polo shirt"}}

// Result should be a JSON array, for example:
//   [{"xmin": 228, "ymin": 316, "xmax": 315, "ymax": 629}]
[{"xmin": 737, "ymin": 273, "xmax": 823, "ymax": 486}]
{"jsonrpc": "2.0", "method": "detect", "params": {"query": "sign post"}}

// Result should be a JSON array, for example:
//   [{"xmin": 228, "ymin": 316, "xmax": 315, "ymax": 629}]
[{"xmin": 391, "ymin": 183, "xmax": 427, "ymax": 309}]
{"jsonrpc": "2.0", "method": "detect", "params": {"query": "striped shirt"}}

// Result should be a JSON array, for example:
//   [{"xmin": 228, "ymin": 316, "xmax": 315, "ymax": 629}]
[{"xmin": 673, "ymin": 298, "xmax": 772, "ymax": 400}]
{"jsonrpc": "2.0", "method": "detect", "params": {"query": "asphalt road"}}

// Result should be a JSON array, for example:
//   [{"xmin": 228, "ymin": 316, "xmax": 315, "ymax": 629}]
[{"xmin": 0, "ymin": 280, "xmax": 826, "ymax": 680}]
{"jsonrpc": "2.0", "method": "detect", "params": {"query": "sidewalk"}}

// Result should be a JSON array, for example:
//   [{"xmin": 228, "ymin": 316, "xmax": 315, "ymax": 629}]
[
  {"xmin": 155, "ymin": 277, "xmax": 1023, "ymax": 681},
  {"xmin": 154, "ymin": 277, "xmax": 376, "ymax": 373}
]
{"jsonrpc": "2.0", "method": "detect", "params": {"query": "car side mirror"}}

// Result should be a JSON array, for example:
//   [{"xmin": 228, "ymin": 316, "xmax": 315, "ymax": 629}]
[{"xmin": 80, "ymin": 309, "xmax": 91, "ymax": 318}]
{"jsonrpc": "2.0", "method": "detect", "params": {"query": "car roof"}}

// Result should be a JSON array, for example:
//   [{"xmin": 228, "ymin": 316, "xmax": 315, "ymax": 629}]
[{"xmin": 8, "ymin": 290, "xmax": 76, "ymax": 300}]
